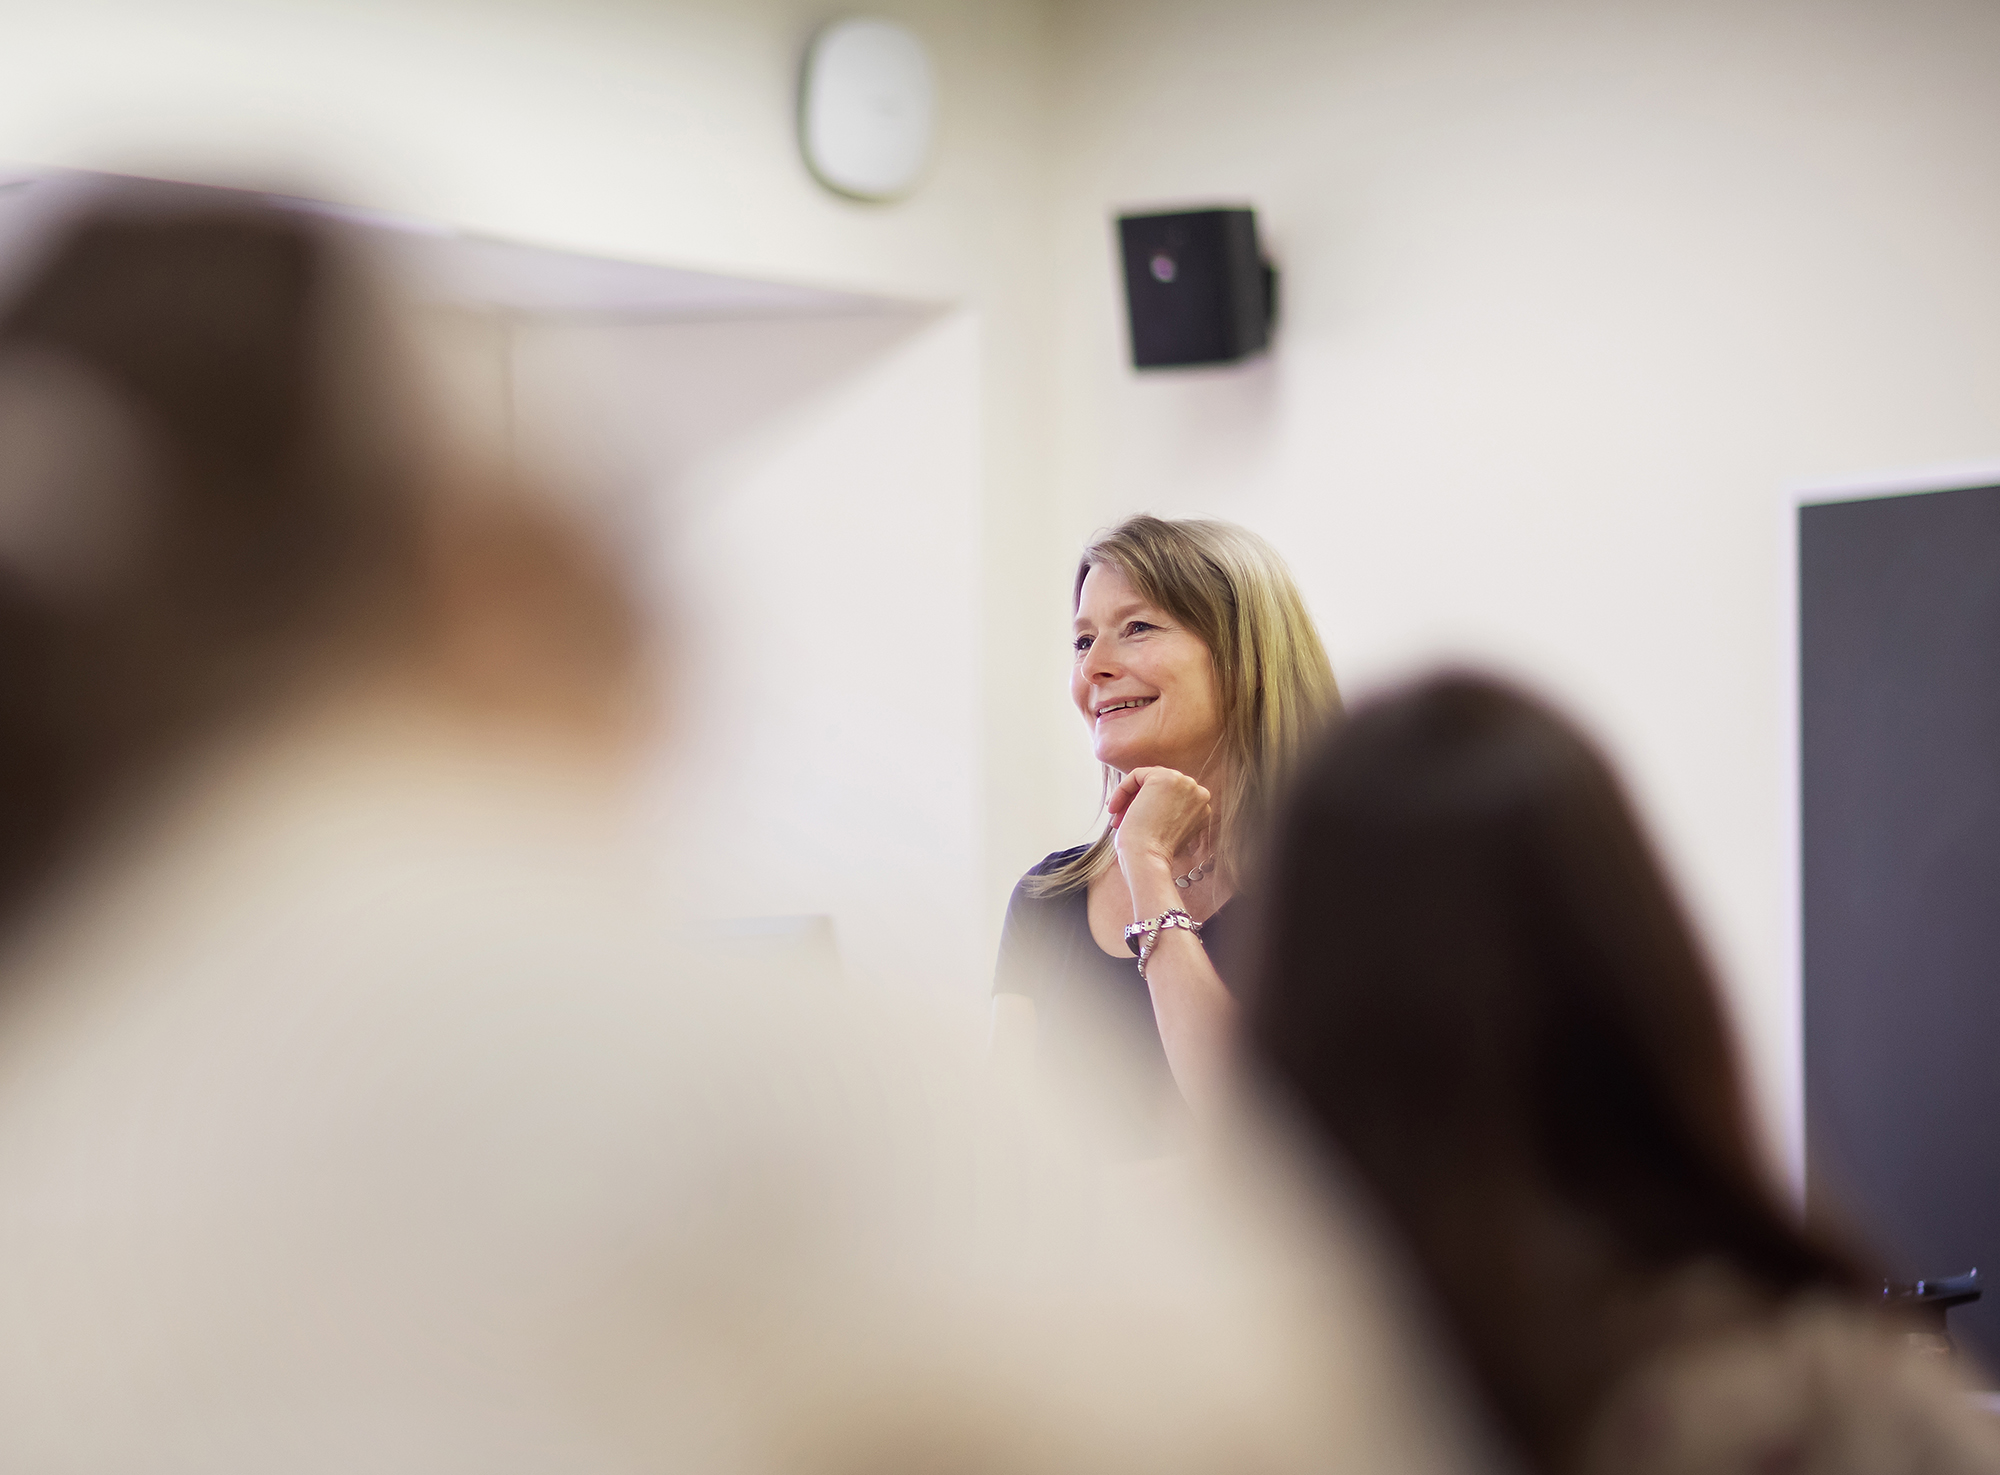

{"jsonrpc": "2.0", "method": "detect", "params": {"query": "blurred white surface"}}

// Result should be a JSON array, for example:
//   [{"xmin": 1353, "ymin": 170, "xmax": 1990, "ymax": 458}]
[
  {"xmin": 509, "ymin": 309, "xmax": 987, "ymax": 1007},
  {"xmin": 0, "ymin": 167, "xmax": 902, "ymax": 319},
  {"xmin": 0, "ymin": 0, "xmax": 1067, "ymax": 1009},
  {"xmin": 0, "ymin": 703, "xmax": 1484, "ymax": 1475},
  {"xmin": 0, "ymin": 163, "xmax": 989, "ymax": 1012}
]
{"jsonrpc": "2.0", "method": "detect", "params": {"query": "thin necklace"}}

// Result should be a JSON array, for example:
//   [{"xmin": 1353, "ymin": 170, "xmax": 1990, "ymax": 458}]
[
  {"xmin": 1173, "ymin": 831, "xmax": 1212, "ymax": 890},
  {"xmin": 1174, "ymin": 740, "xmax": 1226, "ymax": 890}
]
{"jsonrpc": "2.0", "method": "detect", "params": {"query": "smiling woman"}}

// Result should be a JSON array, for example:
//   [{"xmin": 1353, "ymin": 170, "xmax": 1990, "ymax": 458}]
[{"xmin": 992, "ymin": 515, "xmax": 1338, "ymax": 1155}]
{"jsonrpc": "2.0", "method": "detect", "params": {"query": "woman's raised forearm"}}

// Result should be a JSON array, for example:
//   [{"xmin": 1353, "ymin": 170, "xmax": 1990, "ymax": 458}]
[{"xmin": 1124, "ymin": 855, "xmax": 1238, "ymax": 1116}]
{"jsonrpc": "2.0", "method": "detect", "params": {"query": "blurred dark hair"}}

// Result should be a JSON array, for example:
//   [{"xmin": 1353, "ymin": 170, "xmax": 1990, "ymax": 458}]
[
  {"xmin": 1243, "ymin": 672, "xmax": 1862, "ymax": 1473},
  {"xmin": 0, "ymin": 184, "xmax": 429, "ymax": 934}
]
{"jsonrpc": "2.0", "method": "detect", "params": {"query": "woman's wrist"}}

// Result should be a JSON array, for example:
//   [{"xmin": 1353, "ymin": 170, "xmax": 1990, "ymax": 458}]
[
  {"xmin": 1118, "ymin": 845, "xmax": 1176, "ymax": 882},
  {"xmin": 1118, "ymin": 845, "xmax": 1177, "ymax": 881},
  {"xmin": 1123, "ymin": 861, "xmax": 1186, "ymax": 921}
]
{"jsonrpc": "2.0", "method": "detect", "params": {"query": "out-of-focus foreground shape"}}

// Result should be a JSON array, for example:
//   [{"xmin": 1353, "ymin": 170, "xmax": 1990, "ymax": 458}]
[
  {"xmin": 0, "ymin": 182, "xmax": 1491, "ymax": 1474},
  {"xmin": 1244, "ymin": 669, "xmax": 2000, "ymax": 1475}
]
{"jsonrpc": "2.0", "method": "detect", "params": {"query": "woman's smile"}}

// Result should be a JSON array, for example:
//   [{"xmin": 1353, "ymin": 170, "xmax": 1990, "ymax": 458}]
[{"xmin": 1094, "ymin": 696, "xmax": 1158, "ymax": 722}]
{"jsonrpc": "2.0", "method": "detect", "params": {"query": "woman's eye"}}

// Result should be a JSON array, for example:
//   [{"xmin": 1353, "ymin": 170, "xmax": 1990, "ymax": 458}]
[
  {"xmin": 1125, "ymin": 621, "xmax": 1155, "ymax": 636},
  {"xmin": 1072, "ymin": 634, "xmax": 1094, "ymax": 653}
]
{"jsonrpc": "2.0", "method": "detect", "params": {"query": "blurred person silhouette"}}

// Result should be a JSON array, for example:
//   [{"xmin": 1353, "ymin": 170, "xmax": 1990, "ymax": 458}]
[
  {"xmin": 0, "ymin": 183, "xmax": 1483, "ymax": 1475},
  {"xmin": 992, "ymin": 515, "xmax": 1338, "ymax": 1156},
  {"xmin": 1244, "ymin": 671, "xmax": 2000, "ymax": 1475}
]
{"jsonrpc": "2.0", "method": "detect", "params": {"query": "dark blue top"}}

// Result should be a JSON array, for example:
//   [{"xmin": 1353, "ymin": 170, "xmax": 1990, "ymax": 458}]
[{"xmin": 992, "ymin": 845, "xmax": 1240, "ymax": 1158}]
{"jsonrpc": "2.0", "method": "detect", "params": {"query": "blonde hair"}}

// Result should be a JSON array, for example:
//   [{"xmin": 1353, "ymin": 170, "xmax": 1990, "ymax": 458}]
[{"xmin": 1032, "ymin": 514, "xmax": 1340, "ymax": 897}]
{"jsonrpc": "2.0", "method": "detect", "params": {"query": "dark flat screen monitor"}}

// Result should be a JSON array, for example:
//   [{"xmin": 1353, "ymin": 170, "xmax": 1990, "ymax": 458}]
[{"xmin": 1800, "ymin": 480, "xmax": 2000, "ymax": 1381}]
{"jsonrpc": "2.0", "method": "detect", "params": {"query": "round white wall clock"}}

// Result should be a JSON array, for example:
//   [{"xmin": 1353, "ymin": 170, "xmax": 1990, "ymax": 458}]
[{"xmin": 799, "ymin": 18, "xmax": 934, "ymax": 202}]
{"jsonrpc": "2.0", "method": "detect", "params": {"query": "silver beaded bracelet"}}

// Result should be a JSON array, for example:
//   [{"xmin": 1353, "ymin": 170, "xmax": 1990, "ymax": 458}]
[{"xmin": 1123, "ymin": 908, "xmax": 1203, "ymax": 980}]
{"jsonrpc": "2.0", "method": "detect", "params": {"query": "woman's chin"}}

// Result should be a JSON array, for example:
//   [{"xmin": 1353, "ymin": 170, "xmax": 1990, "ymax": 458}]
[{"xmin": 1094, "ymin": 742, "xmax": 1149, "ymax": 773}]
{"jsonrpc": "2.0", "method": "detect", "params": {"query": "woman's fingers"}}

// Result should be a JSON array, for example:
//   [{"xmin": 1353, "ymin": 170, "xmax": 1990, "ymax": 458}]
[
  {"xmin": 1110, "ymin": 767, "xmax": 1212, "ymax": 854},
  {"xmin": 1107, "ymin": 769, "xmax": 1144, "ymax": 824},
  {"xmin": 1107, "ymin": 767, "xmax": 1156, "ymax": 826}
]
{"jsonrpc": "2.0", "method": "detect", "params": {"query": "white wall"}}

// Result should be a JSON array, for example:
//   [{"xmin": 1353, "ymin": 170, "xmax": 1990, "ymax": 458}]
[
  {"xmin": 507, "ymin": 311, "xmax": 987, "ymax": 1004},
  {"xmin": 0, "ymin": 0, "xmax": 1041, "ymax": 298},
  {"xmin": 0, "ymin": 0, "xmax": 1071, "ymax": 963},
  {"xmin": 1046, "ymin": 0, "xmax": 2000, "ymax": 1180},
  {"xmin": 397, "ymin": 301, "xmax": 992, "ymax": 1009}
]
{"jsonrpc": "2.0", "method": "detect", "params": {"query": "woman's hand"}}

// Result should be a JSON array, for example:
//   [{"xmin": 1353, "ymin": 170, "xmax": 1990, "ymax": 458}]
[{"xmin": 1108, "ymin": 766, "xmax": 1212, "ymax": 873}]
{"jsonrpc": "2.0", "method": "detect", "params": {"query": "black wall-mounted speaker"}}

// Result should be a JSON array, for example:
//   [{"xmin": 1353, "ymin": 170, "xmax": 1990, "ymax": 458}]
[{"xmin": 1117, "ymin": 208, "xmax": 1276, "ymax": 370}]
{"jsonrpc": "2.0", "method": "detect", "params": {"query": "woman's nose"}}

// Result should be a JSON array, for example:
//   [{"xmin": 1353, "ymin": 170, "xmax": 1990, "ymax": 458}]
[{"xmin": 1084, "ymin": 641, "xmax": 1121, "ymax": 682}]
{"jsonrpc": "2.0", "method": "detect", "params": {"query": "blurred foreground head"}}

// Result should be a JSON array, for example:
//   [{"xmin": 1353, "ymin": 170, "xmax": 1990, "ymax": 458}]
[
  {"xmin": 0, "ymin": 182, "xmax": 637, "ymax": 935},
  {"xmin": 1246, "ymin": 673, "xmax": 1862, "ymax": 1472}
]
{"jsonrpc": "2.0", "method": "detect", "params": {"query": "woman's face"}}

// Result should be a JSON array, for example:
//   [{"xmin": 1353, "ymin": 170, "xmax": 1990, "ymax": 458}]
[{"xmin": 1071, "ymin": 563, "xmax": 1224, "ymax": 777}]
